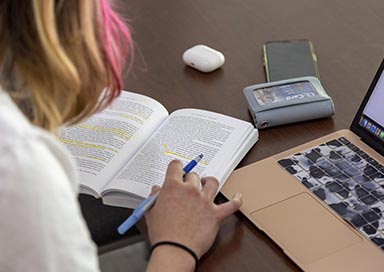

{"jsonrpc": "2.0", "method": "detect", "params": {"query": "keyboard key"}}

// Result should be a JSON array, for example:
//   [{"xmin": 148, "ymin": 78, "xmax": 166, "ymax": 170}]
[
  {"xmin": 352, "ymin": 202, "xmax": 371, "ymax": 213},
  {"xmin": 376, "ymin": 219, "xmax": 384, "ymax": 232},
  {"xmin": 339, "ymin": 180, "xmax": 356, "ymax": 191},
  {"xmin": 371, "ymin": 188, "xmax": 384, "ymax": 200},
  {"xmin": 335, "ymin": 189, "xmax": 351, "ymax": 199},
  {"xmin": 294, "ymin": 171, "xmax": 310, "ymax": 181},
  {"xmin": 324, "ymin": 167, "xmax": 343, "ymax": 177},
  {"xmin": 312, "ymin": 187, "xmax": 340, "ymax": 205},
  {"xmin": 371, "ymin": 202, "xmax": 384, "ymax": 216},
  {"xmin": 347, "ymin": 154, "xmax": 360, "ymax": 163},
  {"xmin": 356, "ymin": 150, "xmax": 369, "ymax": 159},
  {"xmin": 371, "ymin": 235, "xmax": 384, "ymax": 246},
  {"xmin": 329, "ymin": 202, "xmax": 349, "ymax": 216},
  {"xmin": 346, "ymin": 154, "xmax": 368, "ymax": 168},
  {"xmin": 360, "ymin": 224, "xmax": 378, "ymax": 236},
  {"xmin": 338, "ymin": 137, "xmax": 350, "ymax": 145},
  {"xmin": 285, "ymin": 165, "xmax": 302, "ymax": 174},
  {"xmin": 334, "ymin": 146, "xmax": 353, "ymax": 157},
  {"xmin": 318, "ymin": 176, "xmax": 336, "ymax": 185},
  {"xmin": 326, "ymin": 139, "xmax": 343, "ymax": 148},
  {"xmin": 326, "ymin": 181, "xmax": 344, "ymax": 192},
  {"xmin": 278, "ymin": 158, "xmax": 296, "ymax": 168},
  {"xmin": 362, "ymin": 210, "xmax": 381, "ymax": 223},
  {"xmin": 354, "ymin": 159, "xmax": 369, "ymax": 169},
  {"xmin": 335, "ymin": 173, "xmax": 350, "ymax": 181},
  {"xmin": 361, "ymin": 181, "xmax": 379, "ymax": 192},
  {"xmin": 317, "ymin": 144, "xmax": 334, "ymax": 156},
  {"xmin": 364, "ymin": 165, "xmax": 378, "ymax": 176},
  {"xmin": 335, "ymin": 160, "xmax": 352, "ymax": 170},
  {"xmin": 367, "ymin": 158, "xmax": 379, "ymax": 167},
  {"xmin": 301, "ymin": 177, "xmax": 321, "ymax": 189},
  {"xmin": 304, "ymin": 149, "xmax": 322, "ymax": 163},
  {"xmin": 343, "ymin": 167, "xmax": 360, "ymax": 177},
  {"xmin": 327, "ymin": 151, "xmax": 343, "ymax": 162},
  {"xmin": 344, "ymin": 195, "xmax": 361, "ymax": 208},
  {"xmin": 308, "ymin": 165, "xmax": 326, "ymax": 179},
  {"xmin": 372, "ymin": 207, "xmax": 381, "ymax": 215},
  {"xmin": 352, "ymin": 174, "xmax": 370, "ymax": 184},
  {"xmin": 292, "ymin": 153, "xmax": 313, "ymax": 171},
  {"xmin": 354, "ymin": 186, "xmax": 369, "ymax": 198},
  {"xmin": 316, "ymin": 158, "xmax": 333, "ymax": 170},
  {"xmin": 313, "ymin": 188, "xmax": 326, "ymax": 200},
  {"xmin": 350, "ymin": 214, "xmax": 367, "ymax": 228},
  {"xmin": 370, "ymin": 171, "xmax": 384, "ymax": 182},
  {"xmin": 360, "ymin": 194, "xmax": 378, "ymax": 205},
  {"xmin": 346, "ymin": 143, "xmax": 359, "ymax": 152}
]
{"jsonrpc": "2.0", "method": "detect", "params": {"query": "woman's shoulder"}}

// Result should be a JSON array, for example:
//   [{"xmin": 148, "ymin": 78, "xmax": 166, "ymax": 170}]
[
  {"xmin": 0, "ymin": 91, "xmax": 32, "ymax": 138},
  {"xmin": 0, "ymin": 91, "xmax": 99, "ymax": 271},
  {"xmin": 0, "ymin": 90, "xmax": 79, "ymax": 193}
]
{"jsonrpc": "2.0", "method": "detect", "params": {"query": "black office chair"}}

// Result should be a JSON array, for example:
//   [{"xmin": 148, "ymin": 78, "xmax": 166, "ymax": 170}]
[{"xmin": 79, "ymin": 194, "xmax": 146, "ymax": 254}]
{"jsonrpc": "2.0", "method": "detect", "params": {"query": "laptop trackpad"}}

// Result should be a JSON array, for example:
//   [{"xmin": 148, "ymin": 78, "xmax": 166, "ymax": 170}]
[{"xmin": 251, "ymin": 193, "xmax": 361, "ymax": 265}]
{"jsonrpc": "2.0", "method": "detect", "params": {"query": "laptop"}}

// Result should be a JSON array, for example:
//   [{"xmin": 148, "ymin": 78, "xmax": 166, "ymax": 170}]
[{"xmin": 221, "ymin": 59, "xmax": 384, "ymax": 271}]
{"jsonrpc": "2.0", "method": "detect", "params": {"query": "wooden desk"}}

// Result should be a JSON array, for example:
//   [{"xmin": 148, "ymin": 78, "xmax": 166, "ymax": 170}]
[{"xmin": 86, "ymin": 0, "xmax": 384, "ymax": 270}]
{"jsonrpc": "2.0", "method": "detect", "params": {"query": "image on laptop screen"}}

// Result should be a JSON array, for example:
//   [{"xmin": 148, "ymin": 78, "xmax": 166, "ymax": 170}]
[{"xmin": 359, "ymin": 71, "xmax": 384, "ymax": 142}]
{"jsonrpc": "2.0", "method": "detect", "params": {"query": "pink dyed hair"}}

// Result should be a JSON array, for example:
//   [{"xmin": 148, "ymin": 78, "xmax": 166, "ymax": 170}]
[
  {"xmin": 100, "ymin": 0, "xmax": 134, "ymax": 99},
  {"xmin": 0, "ymin": 1, "xmax": 135, "ymax": 130}
]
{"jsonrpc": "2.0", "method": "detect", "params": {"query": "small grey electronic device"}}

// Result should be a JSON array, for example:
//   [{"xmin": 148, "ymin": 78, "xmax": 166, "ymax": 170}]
[{"xmin": 243, "ymin": 76, "xmax": 334, "ymax": 129}]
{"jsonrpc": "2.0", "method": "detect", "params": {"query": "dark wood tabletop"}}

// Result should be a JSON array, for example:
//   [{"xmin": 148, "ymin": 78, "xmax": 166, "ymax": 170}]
[{"xmin": 82, "ymin": 0, "xmax": 384, "ymax": 270}]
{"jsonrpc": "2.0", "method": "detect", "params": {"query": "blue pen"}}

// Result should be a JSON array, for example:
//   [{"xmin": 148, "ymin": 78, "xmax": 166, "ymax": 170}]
[{"xmin": 117, "ymin": 154, "xmax": 204, "ymax": 235}]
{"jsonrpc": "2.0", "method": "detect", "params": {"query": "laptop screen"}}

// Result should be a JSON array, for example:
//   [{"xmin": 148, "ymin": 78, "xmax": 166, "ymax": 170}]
[
  {"xmin": 351, "ymin": 58, "xmax": 384, "ymax": 156},
  {"xmin": 360, "ymin": 71, "xmax": 384, "ymax": 140}
]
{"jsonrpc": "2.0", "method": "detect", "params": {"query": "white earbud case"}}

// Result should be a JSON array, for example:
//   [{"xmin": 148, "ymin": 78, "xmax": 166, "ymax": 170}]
[{"xmin": 182, "ymin": 45, "xmax": 225, "ymax": 73}]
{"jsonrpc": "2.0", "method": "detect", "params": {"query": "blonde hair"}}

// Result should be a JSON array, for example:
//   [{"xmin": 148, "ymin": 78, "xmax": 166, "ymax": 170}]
[{"xmin": 0, "ymin": 0, "xmax": 133, "ymax": 131}]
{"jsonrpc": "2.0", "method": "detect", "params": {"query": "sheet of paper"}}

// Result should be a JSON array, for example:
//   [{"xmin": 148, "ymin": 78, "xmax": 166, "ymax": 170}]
[
  {"xmin": 59, "ymin": 91, "xmax": 168, "ymax": 196},
  {"xmin": 104, "ymin": 108, "xmax": 256, "ymax": 199}
]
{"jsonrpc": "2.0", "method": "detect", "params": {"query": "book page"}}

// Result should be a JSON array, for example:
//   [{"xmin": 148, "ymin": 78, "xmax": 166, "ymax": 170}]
[
  {"xmin": 58, "ymin": 91, "xmax": 168, "ymax": 196},
  {"xmin": 103, "ymin": 108, "xmax": 257, "ymax": 203}
]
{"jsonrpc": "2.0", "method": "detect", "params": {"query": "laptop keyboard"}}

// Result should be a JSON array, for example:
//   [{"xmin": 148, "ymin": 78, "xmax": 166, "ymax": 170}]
[{"xmin": 278, "ymin": 137, "xmax": 384, "ymax": 251}]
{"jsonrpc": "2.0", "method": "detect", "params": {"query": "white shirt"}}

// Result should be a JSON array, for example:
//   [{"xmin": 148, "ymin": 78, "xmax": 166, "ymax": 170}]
[{"xmin": 0, "ymin": 90, "xmax": 100, "ymax": 272}]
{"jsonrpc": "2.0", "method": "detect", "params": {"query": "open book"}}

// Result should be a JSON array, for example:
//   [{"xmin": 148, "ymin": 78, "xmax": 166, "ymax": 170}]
[{"xmin": 59, "ymin": 91, "xmax": 258, "ymax": 209}]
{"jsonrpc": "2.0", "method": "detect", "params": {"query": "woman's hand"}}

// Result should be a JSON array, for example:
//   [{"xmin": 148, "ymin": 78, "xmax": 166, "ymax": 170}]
[{"xmin": 145, "ymin": 160, "xmax": 242, "ymax": 260}]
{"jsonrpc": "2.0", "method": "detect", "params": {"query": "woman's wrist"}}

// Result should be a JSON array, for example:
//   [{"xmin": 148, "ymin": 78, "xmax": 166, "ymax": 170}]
[{"xmin": 147, "ymin": 242, "xmax": 197, "ymax": 272}]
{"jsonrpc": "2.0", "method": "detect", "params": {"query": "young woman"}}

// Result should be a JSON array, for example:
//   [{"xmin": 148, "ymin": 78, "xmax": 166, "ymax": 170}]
[{"xmin": 0, "ymin": 1, "xmax": 242, "ymax": 271}]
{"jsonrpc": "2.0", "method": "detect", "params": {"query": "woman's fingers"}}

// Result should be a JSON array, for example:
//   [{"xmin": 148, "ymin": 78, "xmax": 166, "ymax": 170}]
[
  {"xmin": 183, "ymin": 172, "xmax": 200, "ymax": 187},
  {"xmin": 149, "ymin": 185, "xmax": 161, "ymax": 196},
  {"xmin": 163, "ymin": 160, "xmax": 184, "ymax": 188},
  {"xmin": 216, "ymin": 193, "xmax": 242, "ymax": 221},
  {"xmin": 201, "ymin": 177, "xmax": 219, "ymax": 199}
]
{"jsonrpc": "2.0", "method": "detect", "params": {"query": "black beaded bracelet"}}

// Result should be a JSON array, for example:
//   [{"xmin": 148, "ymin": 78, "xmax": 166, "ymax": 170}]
[{"xmin": 150, "ymin": 241, "xmax": 199, "ymax": 272}]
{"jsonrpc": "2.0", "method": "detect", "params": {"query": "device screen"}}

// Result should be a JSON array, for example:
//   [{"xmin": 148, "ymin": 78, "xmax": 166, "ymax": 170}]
[
  {"xmin": 252, "ymin": 81, "xmax": 318, "ymax": 106},
  {"xmin": 359, "ymin": 70, "xmax": 384, "ymax": 141},
  {"xmin": 263, "ymin": 40, "xmax": 319, "ymax": 82}
]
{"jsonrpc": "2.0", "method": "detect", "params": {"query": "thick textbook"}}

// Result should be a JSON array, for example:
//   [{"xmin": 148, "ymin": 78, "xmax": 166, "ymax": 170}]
[{"xmin": 59, "ymin": 91, "xmax": 258, "ymax": 209}]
